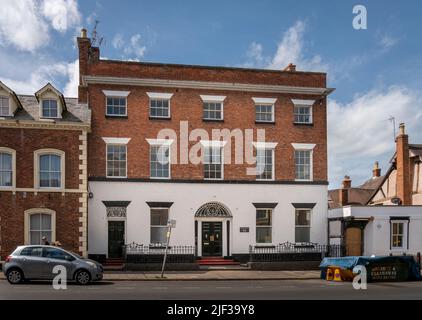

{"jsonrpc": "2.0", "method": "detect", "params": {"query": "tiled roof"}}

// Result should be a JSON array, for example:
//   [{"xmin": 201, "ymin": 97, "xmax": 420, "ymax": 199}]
[{"xmin": 328, "ymin": 175, "xmax": 385, "ymax": 209}]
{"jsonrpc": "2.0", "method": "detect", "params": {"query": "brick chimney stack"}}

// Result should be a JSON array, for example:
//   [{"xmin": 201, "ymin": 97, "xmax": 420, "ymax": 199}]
[
  {"xmin": 372, "ymin": 161, "xmax": 381, "ymax": 178},
  {"xmin": 396, "ymin": 123, "xmax": 411, "ymax": 205},
  {"xmin": 339, "ymin": 175, "xmax": 351, "ymax": 206},
  {"xmin": 283, "ymin": 63, "xmax": 296, "ymax": 72},
  {"xmin": 77, "ymin": 28, "xmax": 91, "ymax": 103}
]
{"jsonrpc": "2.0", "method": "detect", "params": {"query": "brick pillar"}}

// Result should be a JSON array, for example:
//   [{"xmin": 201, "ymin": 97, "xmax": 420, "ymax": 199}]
[
  {"xmin": 339, "ymin": 175, "xmax": 351, "ymax": 206},
  {"xmin": 396, "ymin": 123, "xmax": 411, "ymax": 205}
]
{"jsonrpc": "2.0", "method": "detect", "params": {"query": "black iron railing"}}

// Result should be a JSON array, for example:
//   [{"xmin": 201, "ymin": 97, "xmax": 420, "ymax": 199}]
[
  {"xmin": 249, "ymin": 242, "xmax": 344, "ymax": 262},
  {"xmin": 123, "ymin": 242, "xmax": 196, "ymax": 264}
]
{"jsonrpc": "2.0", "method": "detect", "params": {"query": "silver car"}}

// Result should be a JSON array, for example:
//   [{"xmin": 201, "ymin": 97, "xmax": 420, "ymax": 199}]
[{"xmin": 3, "ymin": 245, "xmax": 103, "ymax": 285}]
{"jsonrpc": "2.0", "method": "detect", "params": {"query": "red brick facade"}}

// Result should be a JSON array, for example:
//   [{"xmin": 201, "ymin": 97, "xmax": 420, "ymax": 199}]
[
  {"xmin": 79, "ymin": 36, "xmax": 329, "ymax": 182},
  {"xmin": 0, "ymin": 127, "xmax": 87, "ymax": 259}
]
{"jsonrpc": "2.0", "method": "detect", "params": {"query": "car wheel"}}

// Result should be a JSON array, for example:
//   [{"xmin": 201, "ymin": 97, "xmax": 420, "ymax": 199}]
[
  {"xmin": 6, "ymin": 269, "xmax": 24, "ymax": 284},
  {"xmin": 75, "ymin": 269, "xmax": 91, "ymax": 285}
]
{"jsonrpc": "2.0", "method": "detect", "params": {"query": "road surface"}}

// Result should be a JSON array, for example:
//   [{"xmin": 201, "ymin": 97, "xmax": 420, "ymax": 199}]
[{"xmin": 0, "ymin": 279, "xmax": 421, "ymax": 300}]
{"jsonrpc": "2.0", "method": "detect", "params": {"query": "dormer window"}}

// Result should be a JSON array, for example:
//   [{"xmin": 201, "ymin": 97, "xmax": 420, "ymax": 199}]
[
  {"xmin": 41, "ymin": 99, "xmax": 58, "ymax": 118},
  {"xmin": 35, "ymin": 83, "xmax": 66, "ymax": 120},
  {"xmin": 0, "ymin": 96, "xmax": 10, "ymax": 116}
]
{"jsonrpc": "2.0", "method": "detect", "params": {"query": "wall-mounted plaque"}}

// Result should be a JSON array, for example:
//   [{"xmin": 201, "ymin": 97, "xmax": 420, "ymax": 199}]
[{"xmin": 240, "ymin": 227, "xmax": 249, "ymax": 233}]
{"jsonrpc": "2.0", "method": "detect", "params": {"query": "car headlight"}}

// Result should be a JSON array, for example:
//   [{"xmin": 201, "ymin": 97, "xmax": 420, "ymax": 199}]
[{"xmin": 86, "ymin": 261, "xmax": 98, "ymax": 269}]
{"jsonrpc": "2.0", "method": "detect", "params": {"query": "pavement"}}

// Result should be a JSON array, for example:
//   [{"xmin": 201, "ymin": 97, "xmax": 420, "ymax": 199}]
[{"xmin": 0, "ymin": 270, "xmax": 321, "ymax": 281}]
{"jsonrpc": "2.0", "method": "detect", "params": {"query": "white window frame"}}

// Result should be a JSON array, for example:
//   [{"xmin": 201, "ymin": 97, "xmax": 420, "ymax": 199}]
[
  {"xmin": 0, "ymin": 147, "xmax": 16, "ymax": 189},
  {"xmin": 146, "ymin": 139, "xmax": 174, "ymax": 179},
  {"xmin": 252, "ymin": 142, "xmax": 277, "ymax": 181},
  {"xmin": 200, "ymin": 95, "xmax": 225, "ymax": 121},
  {"xmin": 103, "ymin": 90, "xmax": 130, "ymax": 117},
  {"xmin": 0, "ymin": 95, "xmax": 10, "ymax": 117},
  {"xmin": 256, "ymin": 208, "xmax": 273, "ymax": 244},
  {"xmin": 200, "ymin": 140, "xmax": 226, "ymax": 180},
  {"xmin": 295, "ymin": 208, "xmax": 312, "ymax": 243},
  {"xmin": 292, "ymin": 99, "xmax": 314, "ymax": 124},
  {"xmin": 24, "ymin": 208, "xmax": 56, "ymax": 245},
  {"xmin": 253, "ymin": 97, "xmax": 276, "ymax": 123},
  {"xmin": 147, "ymin": 92, "xmax": 173, "ymax": 119},
  {"xmin": 291, "ymin": 143, "xmax": 316, "ymax": 182},
  {"xmin": 103, "ymin": 138, "xmax": 131, "ymax": 179},
  {"xmin": 391, "ymin": 220, "xmax": 408, "ymax": 250},
  {"xmin": 40, "ymin": 99, "xmax": 60, "ymax": 119},
  {"xmin": 34, "ymin": 149, "xmax": 65, "ymax": 190},
  {"xmin": 150, "ymin": 207, "xmax": 169, "ymax": 245}
]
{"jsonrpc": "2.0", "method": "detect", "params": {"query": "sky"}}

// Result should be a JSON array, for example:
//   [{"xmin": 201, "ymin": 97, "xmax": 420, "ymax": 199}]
[{"xmin": 1, "ymin": 0, "xmax": 422, "ymax": 187}]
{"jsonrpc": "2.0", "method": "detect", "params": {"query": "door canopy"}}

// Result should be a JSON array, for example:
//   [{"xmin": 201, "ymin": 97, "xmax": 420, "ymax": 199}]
[{"xmin": 195, "ymin": 202, "xmax": 232, "ymax": 218}]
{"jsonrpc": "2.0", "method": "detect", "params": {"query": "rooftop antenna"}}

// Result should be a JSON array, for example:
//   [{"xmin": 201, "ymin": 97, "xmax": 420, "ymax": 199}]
[
  {"xmin": 91, "ymin": 20, "xmax": 104, "ymax": 47},
  {"xmin": 388, "ymin": 116, "xmax": 396, "ymax": 140}
]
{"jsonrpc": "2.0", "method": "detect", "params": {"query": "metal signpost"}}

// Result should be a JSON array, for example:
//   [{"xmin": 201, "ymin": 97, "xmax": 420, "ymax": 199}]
[{"xmin": 161, "ymin": 219, "xmax": 176, "ymax": 278}]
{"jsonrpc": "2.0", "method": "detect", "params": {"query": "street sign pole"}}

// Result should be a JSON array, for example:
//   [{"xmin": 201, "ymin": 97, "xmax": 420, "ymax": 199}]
[{"xmin": 161, "ymin": 219, "xmax": 176, "ymax": 278}]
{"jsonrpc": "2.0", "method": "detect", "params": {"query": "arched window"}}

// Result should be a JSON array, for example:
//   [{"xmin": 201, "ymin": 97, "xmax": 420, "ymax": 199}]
[
  {"xmin": 24, "ymin": 209, "xmax": 56, "ymax": 245},
  {"xmin": 34, "ymin": 149, "xmax": 65, "ymax": 189},
  {"xmin": 0, "ymin": 147, "xmax": 16, "ymax": 188}
]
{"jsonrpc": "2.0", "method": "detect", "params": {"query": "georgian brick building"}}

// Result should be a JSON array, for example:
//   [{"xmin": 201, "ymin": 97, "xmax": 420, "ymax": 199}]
[
  {"xmin": 0, "ymin": 81, "xmax": 90, "ymax": 259},
  {"xmin": 78, "ymin": 29, "xmax": 334, "ymax": 261}
]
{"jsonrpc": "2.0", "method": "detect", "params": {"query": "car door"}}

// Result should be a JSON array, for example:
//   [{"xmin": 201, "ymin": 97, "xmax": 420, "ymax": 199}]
[
  {"xmin": 42, "ymin": 247, "xmax": 76, "ymax": 280},
  {"xmin": 18, "ymin": 247, "xmax": 45, "ymax": 279}
]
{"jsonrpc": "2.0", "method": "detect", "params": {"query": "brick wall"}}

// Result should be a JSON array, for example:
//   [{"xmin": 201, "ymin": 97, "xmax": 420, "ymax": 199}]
[
  {"xmin": 0, "ymin": 192, "xmax": 80, "ymax": 258},
  {"xmin": 0, "ymin": 127, "xmax": 85, "ymax": 258},
  {"xmin": 0, "ymin": 128, "xmax": 81, "ymax": 189},
  {"xmin": 87, "ymin": 84, "xmax": 327, "ymax": 181}
]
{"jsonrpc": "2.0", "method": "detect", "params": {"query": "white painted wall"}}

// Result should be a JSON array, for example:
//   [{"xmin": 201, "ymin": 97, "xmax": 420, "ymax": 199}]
[
  {"xmin": 329, "ymin": 206, "xmax": 422, "ymax": 256},
  {"xmin": 88, "ymin": 181, "xmax": 328, "ymax": 257}
]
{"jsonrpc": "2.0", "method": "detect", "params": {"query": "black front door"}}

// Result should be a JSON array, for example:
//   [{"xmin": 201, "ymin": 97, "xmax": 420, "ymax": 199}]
[
  {"xmin": 202, "ymin": 222, "xmax": 222, "ymax": 256},
  {"xmin": 108, "ymin": 221, "xmax": 125, "ymax": 258}
]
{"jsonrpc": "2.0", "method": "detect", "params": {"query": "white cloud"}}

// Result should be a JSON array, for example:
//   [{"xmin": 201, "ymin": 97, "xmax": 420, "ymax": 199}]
[
  {"xmin": 125, "ymin": 34, "xmax": 146, "ymax": 58},
  {"xmin": 243, "ymin": 21, "xmax": 328, "ymax": 72},
  {"xmin": 112, "ymin": 33, "xmax": 124, "ymax": 49},
  {"xmin": 63, "ymin": 59, "xmax": 79, "ymax": 97},
  {"xmin": 328, "ymin": 87, "xmax": 422, "ymax": 186},
  {"xmin": 246, "ymin": 42, "xmax": 266, "ymax": 66},
  {"xmin": 112, "ymin": 33, "xmax": 147, "ymax": 60},
  {"xmin": 0, "ymin": 60, "xmax": 78, "ymax": 97},
  {"xmin": 0, "ymin": 0, "xmax": 49, "ymax": 52},
  {"xmin": 0, "ymin": 0, "xmax": 81, "ymax": 52},
  {"xmin": 378, "ymin": 35, "xmax": 398, "ymax": 52},
  {"xmin": 268, "ymin": 21, "xmax": 328, "ymax": 72},
  {"xmin": 42, "ymin": 0, "xmax": 81, "ymax": 33}
]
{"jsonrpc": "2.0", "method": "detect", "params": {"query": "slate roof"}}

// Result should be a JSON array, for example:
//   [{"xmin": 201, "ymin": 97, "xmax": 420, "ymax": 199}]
[{"xmin": 11, "ymin": 94, "xmax": 90, "ymax": 125}]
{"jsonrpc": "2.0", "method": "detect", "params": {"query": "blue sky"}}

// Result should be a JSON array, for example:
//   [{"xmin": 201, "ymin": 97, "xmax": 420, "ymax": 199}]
[{"xmin": 1, "ymin": 0, "xmax": 422, "ymax": 187}]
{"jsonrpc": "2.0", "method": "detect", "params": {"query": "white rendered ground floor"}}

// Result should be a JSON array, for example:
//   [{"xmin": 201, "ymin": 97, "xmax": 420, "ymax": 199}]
[{"xmin": 87, "ymin": 181, "xmax": 328, "ymax": 259}]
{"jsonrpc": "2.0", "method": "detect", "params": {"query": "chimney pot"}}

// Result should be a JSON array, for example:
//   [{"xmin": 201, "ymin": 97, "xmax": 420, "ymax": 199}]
[
  {"xmin": 373, "ymin": 161, "xmax": 381, "ymax": 178},
  {"xmin": 399, "ymin": 123, "xmax": 405, "ymax": 135},
  {"xmin": 342, "ymin": 175, "xmax": 351, "ymax": 189},
  {"xmin": 81, "ymin": 28, "xmax": 87, "ymax": 38},
  {"xmin": 283, "ymin": 63, "xmax": 296, "ymax": 72}
]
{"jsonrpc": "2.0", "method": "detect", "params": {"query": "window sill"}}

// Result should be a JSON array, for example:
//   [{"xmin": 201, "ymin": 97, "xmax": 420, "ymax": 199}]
[
  {"xmin": 203, "ymin": 118, "xmax": 224, "ymax": 122},
  {"xmin": 293, "ymin": 122, "xmax": 314, "ymax": 126},
  {"xmin": 149, "ymin": 116, "xmax": 171, "ymax": 120},
  {"xmin": 255, "ymin": 121, "xmax": 275, "ymax": 125},
  {"xmin": 105, "ymin": 115, "xmax": 128, "ymax": 119}
]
